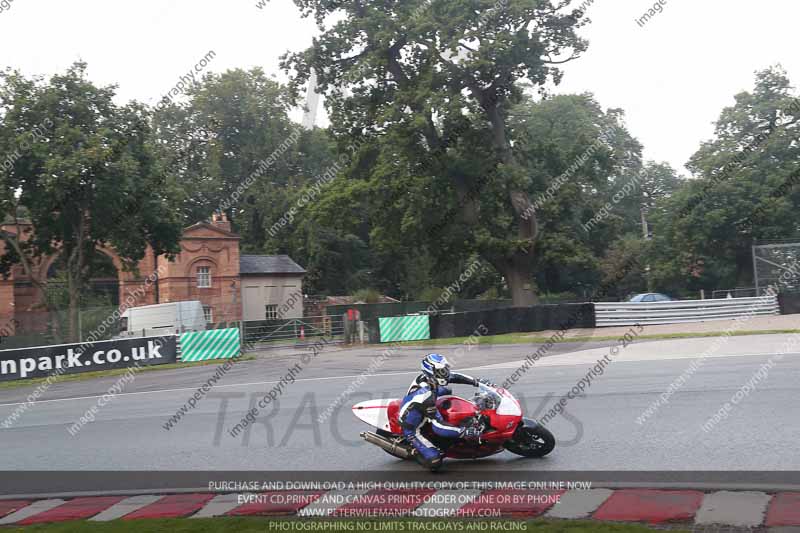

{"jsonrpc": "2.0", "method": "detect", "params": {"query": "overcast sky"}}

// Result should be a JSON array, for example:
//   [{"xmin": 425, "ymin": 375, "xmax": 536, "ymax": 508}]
[{"xmin": 1, "ymin": 0, "xmax": 798, "ymax": 176}]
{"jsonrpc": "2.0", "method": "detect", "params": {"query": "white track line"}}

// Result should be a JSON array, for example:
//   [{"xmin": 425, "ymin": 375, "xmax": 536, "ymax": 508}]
[
  {"xmin": 1, "ymin": 349, "xmax": 795, "ymax": 409},
  {"xmin": 0, "ymin": 371, "xmax": 420, "ymax": 408},
  {"xmin": 476, "ymin": 351, "xmax": 800, "ymax": 370}
]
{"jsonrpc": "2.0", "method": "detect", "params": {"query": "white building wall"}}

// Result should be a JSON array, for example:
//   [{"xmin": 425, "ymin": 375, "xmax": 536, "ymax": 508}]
[{"xmin": 241, "ymin": 275, "xmax": 303, "ymax": 321}]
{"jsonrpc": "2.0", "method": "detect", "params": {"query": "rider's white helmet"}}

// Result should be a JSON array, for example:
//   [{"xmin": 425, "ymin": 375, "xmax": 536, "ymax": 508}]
[{"xmin": 421, "ymin": 353, "xmax": 451, "ymax": 386}]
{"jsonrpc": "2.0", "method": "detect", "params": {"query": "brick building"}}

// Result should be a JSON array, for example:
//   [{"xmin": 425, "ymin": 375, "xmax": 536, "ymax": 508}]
[{"xmin": 0, "ymin": 213, "xmax": 305, "ymax": 335}]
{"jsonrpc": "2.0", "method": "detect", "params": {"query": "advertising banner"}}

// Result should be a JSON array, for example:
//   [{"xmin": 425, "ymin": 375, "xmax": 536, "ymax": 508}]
[{"xmin": 0, "ymin": 335, "xmax": 177, "ymax": 382}]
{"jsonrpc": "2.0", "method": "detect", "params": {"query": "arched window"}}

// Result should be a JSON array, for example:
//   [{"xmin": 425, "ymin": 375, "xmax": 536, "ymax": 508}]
[
  {"xmin": 188, "ymin": 258, "xmax": 217, "ymax": 289},
  {"xmin": 196, "ymin": 266, "xmax": 212, "ymax": 288}
]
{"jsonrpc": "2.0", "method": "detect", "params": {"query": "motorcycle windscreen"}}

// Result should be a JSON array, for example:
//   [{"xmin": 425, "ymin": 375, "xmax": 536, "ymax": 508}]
[
  {"xmin": 496, "ymin": 390, "xmax": 522, "ymax": 416},
  {"xmin": 352, "ymin": 399, "xmax": 396, "ymax": 431}
]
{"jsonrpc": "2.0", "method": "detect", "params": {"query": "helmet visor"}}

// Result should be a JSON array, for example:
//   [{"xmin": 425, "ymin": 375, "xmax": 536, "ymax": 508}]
[{"xmin": 433, "ymin": 366, "xmax": 450, "ymax": 382}]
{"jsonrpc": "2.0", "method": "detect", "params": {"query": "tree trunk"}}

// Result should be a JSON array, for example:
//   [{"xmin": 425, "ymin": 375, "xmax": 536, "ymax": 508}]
[
  {"xmin": 67, "ymin": 276, "xmax": 81, "ymax": 343},
  {"xmin": 503, "ymin": 259, "xmax": 538, "ymax": 307},
  {"xmin": 66, "ymin": 212, "xmax": 89, "ymax": 344},
  {"xmin": 482, "ymin": 96, "xmax": 540, "ymax": 307},
  {"xmin": 4, "ymin": 218, "xmax": 53, "ymax": 307},
  {"xmin": 2, "ymin": 215, "xmax": 67, "ymax": 340}
]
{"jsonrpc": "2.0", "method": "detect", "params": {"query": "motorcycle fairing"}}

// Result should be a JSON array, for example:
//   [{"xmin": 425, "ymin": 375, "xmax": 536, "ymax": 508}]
[{"xmin": 352, "ymin": 398, "xmax": 402, "ymax": 433}]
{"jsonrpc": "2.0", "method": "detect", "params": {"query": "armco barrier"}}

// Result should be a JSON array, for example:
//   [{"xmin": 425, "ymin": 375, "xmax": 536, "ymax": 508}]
[
  {"xmin": 378, "ymin": 315, "xmax": 430, "ymax": 343},
  {"xmin": 595, "ymin": 295, "xmax": 780, "ymax": 327},
  {"xmin": 179, "ymin": 328, "xmax": 241, "ymax": 361},
  {"xmin": 0, "ymin": 335, "xmax": 177, "ymax": 382}
]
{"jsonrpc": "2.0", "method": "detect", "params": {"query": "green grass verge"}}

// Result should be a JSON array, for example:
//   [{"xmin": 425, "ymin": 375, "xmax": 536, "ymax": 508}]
[
  {"xmin": 4, "ymin": 518, "xmax": 679, "ymax": 533},
  {"xmin": 0, "ymin": 355, "xmax": 257, "ymax": 391},
  {"xmin": 404, "ymin": 328, "xmax": 800, "ymax": 347}
]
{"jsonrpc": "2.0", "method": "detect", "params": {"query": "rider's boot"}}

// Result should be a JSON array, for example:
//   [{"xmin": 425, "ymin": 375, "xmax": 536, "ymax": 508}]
[{"xmin": 413, "ymin": 447, "xmax": 444, "ymax": 472}]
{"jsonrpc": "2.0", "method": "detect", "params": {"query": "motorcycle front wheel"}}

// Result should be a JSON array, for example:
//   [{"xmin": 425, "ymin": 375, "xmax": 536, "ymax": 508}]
[{"xmin": 504, "ymin": 423, "xmax": 555, "ymax": 458}]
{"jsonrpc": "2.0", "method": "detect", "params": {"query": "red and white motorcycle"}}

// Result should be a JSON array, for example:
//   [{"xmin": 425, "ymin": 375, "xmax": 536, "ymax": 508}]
[{"xmin": 353, "ymin": 383, "xmax": 555, "ymax": 465}]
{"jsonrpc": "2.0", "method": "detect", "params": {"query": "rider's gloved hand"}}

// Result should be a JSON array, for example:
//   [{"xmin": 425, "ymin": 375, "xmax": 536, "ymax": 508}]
[{"xmin": 462, "ymin": 427, "xmax": 482, "ymax": 441}]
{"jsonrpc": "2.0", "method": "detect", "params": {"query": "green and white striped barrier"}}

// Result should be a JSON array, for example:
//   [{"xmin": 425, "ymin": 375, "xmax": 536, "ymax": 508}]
[
  {"xmin": 179, "ymin": 328, "xmax": 241, "ymax": 362},
  {"xmin": 378, "ymin": 315, "xmax": 430, "ymax": 343}
]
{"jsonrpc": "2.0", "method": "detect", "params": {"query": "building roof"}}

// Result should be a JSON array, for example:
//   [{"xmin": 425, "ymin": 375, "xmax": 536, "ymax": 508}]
[
  {"xmin": 183, "ymin": 221, "xmax": 240, "ymax": 238},
  {"xmin": 240, "ymin": 254, "xmax": 306, "ymax": 275}
]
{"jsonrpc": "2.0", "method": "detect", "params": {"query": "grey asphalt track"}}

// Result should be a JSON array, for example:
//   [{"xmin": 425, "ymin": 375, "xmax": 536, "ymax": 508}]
[{"xmin": 0, "ymin": 336, "xmax": 798, "ymax": 492}]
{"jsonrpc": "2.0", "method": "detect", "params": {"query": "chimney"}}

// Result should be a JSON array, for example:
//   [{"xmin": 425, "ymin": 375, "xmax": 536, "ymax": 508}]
[{"xmin": 211, "ymin": 211, "xmax": 231, "ymax": 232}]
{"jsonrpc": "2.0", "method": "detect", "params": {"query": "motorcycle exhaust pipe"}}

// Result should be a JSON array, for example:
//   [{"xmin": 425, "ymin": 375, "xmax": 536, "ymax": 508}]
[{"xmin": 360, "ymin": 431, "xmax": 413, "ymax": 459}]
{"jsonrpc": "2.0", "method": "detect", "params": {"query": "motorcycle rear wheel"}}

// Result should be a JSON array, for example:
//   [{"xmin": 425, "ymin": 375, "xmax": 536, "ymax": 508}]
[{"xmin": 504, "ymin": 424, "xmax": 555, "ymax": 458}]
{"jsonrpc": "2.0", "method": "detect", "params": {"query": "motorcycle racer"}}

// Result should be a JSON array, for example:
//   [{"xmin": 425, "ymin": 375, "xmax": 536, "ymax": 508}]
[{"xmin": 398, "ymin": 353, "xmax": 494, "ymax": 470}]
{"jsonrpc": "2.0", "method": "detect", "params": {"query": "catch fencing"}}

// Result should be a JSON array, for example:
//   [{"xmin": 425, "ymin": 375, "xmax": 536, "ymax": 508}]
[
  {"xmin": 595, "ymin": 296, "xmax": 780, "ymax": 327},
  {"xmin": 753, "ymin": 241, "xmax": 800, "ymax": 295}
]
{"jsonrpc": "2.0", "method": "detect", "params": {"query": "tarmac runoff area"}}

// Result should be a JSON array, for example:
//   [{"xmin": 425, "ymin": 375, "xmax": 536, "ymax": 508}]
[
  {"xmin": 0, "ymin": 333, "xmax": 799, "ymax": 526},
  {"xmin": 0, "ymin": 333, "xmax": 798, "ymax": 474}
]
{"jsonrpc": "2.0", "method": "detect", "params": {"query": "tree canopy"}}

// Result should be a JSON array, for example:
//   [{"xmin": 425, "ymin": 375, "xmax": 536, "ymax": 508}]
[
  {"xmin": 276, "ymin": 0, "xmax": 590, "ymax": 305},
  {"xmin": 0, "ymin": 62, "xmax": 182, "ymax": 340},
  {"xmin": 2, "ymin": 42, "xmax": 799, "ymax": 314},
  {"xmin": 650, "ymin": 66, "xmax": 800, "ymax": 294}
]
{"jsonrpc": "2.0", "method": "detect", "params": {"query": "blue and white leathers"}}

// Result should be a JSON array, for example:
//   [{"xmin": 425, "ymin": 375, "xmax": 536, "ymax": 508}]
[{"xmin": 399, "ymin": 372, "xmax": 477, "ymax": 465}]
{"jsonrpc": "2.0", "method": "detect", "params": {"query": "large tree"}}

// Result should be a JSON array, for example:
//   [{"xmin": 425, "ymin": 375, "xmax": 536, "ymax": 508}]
[
  {"xmin": 153, "ymin": 68, "xmax": 336, "ymax": 250},
  {"xmin": 649, "ymin": 67, "xmax": 800, "ymax": 294},
  {"xmin": 0, "ymin": 63, "xmax": 182, "ymax": 341},
  {"xmin": 277, "ymin": 0, "xmax": 588, "ymax": 305},
  {"xmin": 509, "ymin": 93, "xmax": 644, "ymax": 296}
]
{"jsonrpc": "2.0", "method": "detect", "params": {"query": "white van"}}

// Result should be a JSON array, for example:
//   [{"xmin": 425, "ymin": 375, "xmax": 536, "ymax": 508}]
[{"xmin": 119, "ymin": 301, "xmax": 206, "ymax": 338}]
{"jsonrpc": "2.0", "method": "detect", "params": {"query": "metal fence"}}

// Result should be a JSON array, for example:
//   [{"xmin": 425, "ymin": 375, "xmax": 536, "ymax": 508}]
[
  {"xmin": 0, "ymin": 307, "xmax": 122, "ymax": 350},
  {"xmin": 711, "ymin": 287, "xmax": 758, "ymax": 299},
  {"xmin": 324, "ymin": 299, "xmax": 521, "ymax": 322},
  {"xmin": 241, "ymin": 314, "xmax": 345, "ymax": 350},
  {"xmin": 753, "ymin": 241, "xmax": 800, "ymax": 295},
  {"xmin": 595, "ymin": 296, "xmax": 780, "ymax": 327}
]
